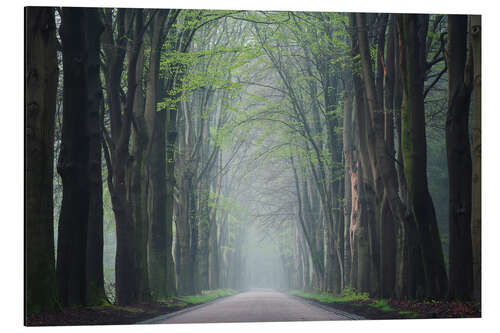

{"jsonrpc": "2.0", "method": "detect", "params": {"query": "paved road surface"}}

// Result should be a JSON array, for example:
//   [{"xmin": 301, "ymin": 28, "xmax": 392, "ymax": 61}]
[{"xmin": 147, "ymin": 290, "xmax": 353, "ymax": 324}]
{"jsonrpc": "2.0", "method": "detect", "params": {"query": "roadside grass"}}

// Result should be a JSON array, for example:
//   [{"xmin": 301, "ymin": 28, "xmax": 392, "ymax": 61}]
[
  {"xmin": 91, "ymin": 289, "xmax": 237, "ymax": 312},
  {"xmin": 289, "ymin": 287, "xmax": 369, "ymax": 303},
  {"xmin": 398, "ymin": 310, "xmax": 419, "ymax": 318},
  {"xmin": 290, "ymin": 288, "xmax": 420, "ymax": 319},
  {"xmin": 26, "ymin": 289, "xmax": 238, "ymax": 326},
  {"xmin": 177, "ymin": 289, "xmax": 237, "ymax": 305}
]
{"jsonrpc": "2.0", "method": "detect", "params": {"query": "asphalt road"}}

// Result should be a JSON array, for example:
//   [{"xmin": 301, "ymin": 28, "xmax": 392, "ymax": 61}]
[{"xmin": 148, "ymin": 290, "xmax": 353, "ymax": 324}]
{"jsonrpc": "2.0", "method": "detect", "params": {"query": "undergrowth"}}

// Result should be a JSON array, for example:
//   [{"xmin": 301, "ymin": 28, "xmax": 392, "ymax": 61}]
[
  {"xmin": 290, "ymin": 288, "xmax": 421, "ymax": 318},
  {"xmin": 88, "ymin": 304, "xmax": 145, "ymax": 313},
  {"xmin": 369, "ymin": 299, "xmax": 394, "ymax": 312},
  {"xmin": 290, "ymin": 287, "xmax": 369, "ymax": 303}
]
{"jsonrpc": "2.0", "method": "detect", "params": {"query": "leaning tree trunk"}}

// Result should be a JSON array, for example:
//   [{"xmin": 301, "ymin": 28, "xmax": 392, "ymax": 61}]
[
  {"xmin": 290, "ymin": 156, "xmax": 325, "ymax": 291},
  {"xmin": 470, "ymin": 14, "xmax": 481, "ymax": 303},
  {"xmin": 57, "ymin": 7, "xmax": 91, "ymax": 307},
  {"xmin": 305, "ymin": 177, "xmax": 324, "ymax": 291},
  {"xmin": 398, "ymin": 14, "xmax": 448, "ymax": 299},
  {"xmin": 446, "ymin": 14, "xmax": 473, "ymax": 301},
  {"xmin": 25, "ymin": 6, "xmax": 58, "ymax": 314}
]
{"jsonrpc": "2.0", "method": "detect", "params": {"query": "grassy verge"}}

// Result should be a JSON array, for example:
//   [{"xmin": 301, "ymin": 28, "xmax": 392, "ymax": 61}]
[
  {"xmin": 289, "ymin": 288, "xmax": 418, "ymax": 319},
  {"xmin": 290, "ymin": 288, "xmax": 370, "ymax": 304},
  {"xmin": 290, "ymin": 289, "xmax": 480, "ymax": 319},
  {"xmin": 177, "ymin": 289, "xmax": 237, "ymax": 306},
  {"xmin": 26, "ymin": 289, "xmax": 238, "ymax": 326}
]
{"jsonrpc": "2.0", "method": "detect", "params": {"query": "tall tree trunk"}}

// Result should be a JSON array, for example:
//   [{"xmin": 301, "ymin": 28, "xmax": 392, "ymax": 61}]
[
  {"xmin": 379, "ymin": 15, "xmax": 398, "ymax": 298},
  {"xmin": 175, "ymin": 173, "xmax": 191, "ymax": 295},
  {"xmin": 305, "ymin": 177, "xmax": 324, "ymax": 290},
  {"xmin": 165, "ymin": 104, "xmax": 178, "ymax": 296},
  {"xmin": 127, "ymin": 10, "xmax": 151, "ymax": 302},
  {"xmin": 189, "ymin": 186, "xmax": 199, "ymax": 293},
  {"xmin": 175, "ymin": 136, "xmax": 195, "ymax": 295},
  {"xmin": 398, "ymin": 14, "xmax": 448, "ymax": 299},
  {"xmin": 25, "ymin": 6, "xmax": 58, "ymax": 314},
  {"xmin": 208, "ymin": 209, "xmax": 220, "ymax": 290},
  {"xmin": 149, "ymin": 15, "xmax": 183, "ymax": 294},
  {"xmin": 343, "ymin": 74, "xmax": 354, "ymax": 288},
  {"xmin": 357, "ymin": 13, "xmax": 407, "ymax": 298},
  {"xmin": 101, "ymin": 8, "xmax": 146, "ymax": 305},
  {"xmin": 197, "ymin": 179, "xmax": 210, "ymax": 291},
  {"xmin": 301, "ymin": 230, "xmax": 311, "ymax": 289},
  {"xmin": 290, "ymin": 156, "xmax": 325, "ymax": 290},
  {"xmin": 349, "ymin": 13, "xmax": 377, "ymax": 295},
  {"xmin": 446, "ymin": 14, "xmax": 473, "ymax": 300},
  {"xmin": 294, "ymin": 224, "xmax": 304, "ymax": 289},
  {"xmin": 57, "ymin": 7, "xmax": 90, "ymax": 307},
  {"xmin": 85, "ymin": 8, "xmax": 107, "ymax": 305},
  {"xmin": 391, "ymin": 15, "xmax": 410, "ymax": 299},
  {"xmin": 146, "ymin": 10, "xmax": 171, "ymax": 301},
  {"xmin": 324, "ymin": 66, "xmax": 344, "ymax": 294},
  {"xmin": 209, "ymin": 149, "xmax": 223, "ymax": 289},
  {"xmin": 470, "ymin": 14, "xmax": 481, "ymax": 303}
]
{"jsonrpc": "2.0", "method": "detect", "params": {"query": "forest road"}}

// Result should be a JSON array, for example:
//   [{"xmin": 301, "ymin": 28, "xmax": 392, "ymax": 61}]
[{"xmin": 145, "ymin": 290, "xmax": 355, "ymax": 324}]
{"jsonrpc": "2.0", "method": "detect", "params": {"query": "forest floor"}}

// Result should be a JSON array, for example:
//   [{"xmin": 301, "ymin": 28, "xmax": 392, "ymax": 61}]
[
  {"xmin": 25, "ymin": 289, "xmax": 236, "ymax": 326},
  {"xmin": 290, "ymin": 290, "xmax": 481, "ymax": 320}
]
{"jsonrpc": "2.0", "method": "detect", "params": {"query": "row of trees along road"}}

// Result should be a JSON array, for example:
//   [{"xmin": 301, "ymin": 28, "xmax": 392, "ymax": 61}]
[{"xmin": 25, "ymin": 7, "xmax": 481, "ymax": 315}]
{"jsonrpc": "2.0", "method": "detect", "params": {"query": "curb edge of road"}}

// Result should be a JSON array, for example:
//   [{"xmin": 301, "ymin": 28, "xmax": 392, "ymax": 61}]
[
  {"xmin": 137, "ymin": 294, "xmax": 235, "ymax": 324},
  {"xmin": 289, "ymin": 295, "xmax": 366, "ymax": 320}
]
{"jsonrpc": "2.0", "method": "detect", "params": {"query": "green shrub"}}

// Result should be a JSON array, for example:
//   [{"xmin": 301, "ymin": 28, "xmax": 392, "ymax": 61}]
[{"xmin": 369, "ymin": 299, "xmax": 394, "ymax": 312}]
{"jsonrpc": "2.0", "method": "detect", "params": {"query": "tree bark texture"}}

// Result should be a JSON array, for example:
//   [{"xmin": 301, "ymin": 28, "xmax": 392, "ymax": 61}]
[
  {"xmin": 84, "ymin": 8, "xmax": 106, "ymax": 305},
  {"xmin": 470, "ymin": 14, "xmax": 481, "ymax": 303},
  {"xmin": 446, "ymin": 14, "xmax": 473, "ymax": 300},
  {"xmin": 350, "ymin": 13, "xmax": 378, "ymax": 295},
  {"xmin": 57, "ymin": 7, "xmax": 91, "ymax": 307},
  {"xmin": 25, "ymin": 6, "xmax": 58, "ymax": 315},
  {"xmin": 101, "ymin": 8, "xmax": 147, "ymax": 305},
  {"xmin": 128, "ymin": 10, "xmax": 151, "ymax": 302},
  {"xmin": 398, "ymin": 14, "xmax": 448, "ymax": 299},
  {"xmin": 146, "ymin": 10, "xmax": 172, "ymax": 301},
  {"xmin": 147, "ymin": 10, "xmax": 181, "ymax": 298}
]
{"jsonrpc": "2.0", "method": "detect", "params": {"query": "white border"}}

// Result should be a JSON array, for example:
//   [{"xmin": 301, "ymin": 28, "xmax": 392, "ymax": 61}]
[{"xmin": 5, "ymin": 1, "xmax": 499, "ymax": 332}]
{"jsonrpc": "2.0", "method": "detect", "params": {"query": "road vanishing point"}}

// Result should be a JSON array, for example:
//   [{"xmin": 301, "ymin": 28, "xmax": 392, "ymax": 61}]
[{"xmin": 141, "ymin": 290, "xmax": 359, "ymax": 324}]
